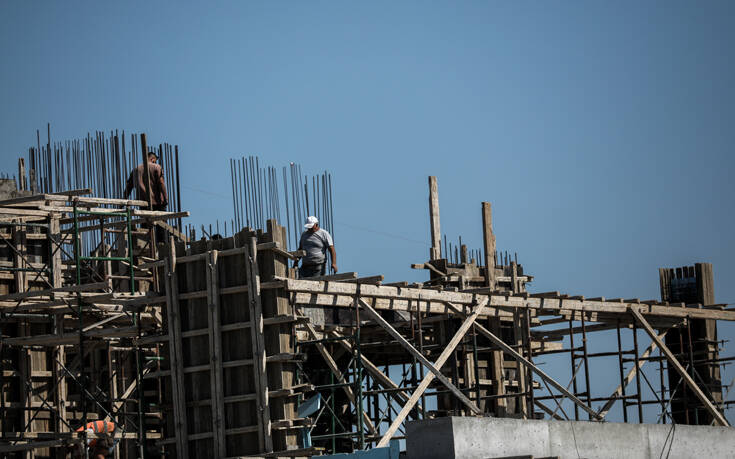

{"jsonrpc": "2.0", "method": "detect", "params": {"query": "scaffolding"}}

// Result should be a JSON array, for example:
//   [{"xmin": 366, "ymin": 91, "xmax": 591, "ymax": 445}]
[
  {"xmin": 2, "ymin": 176, "xmax": 734, "ymax": 459},
  {"xmin": 0, "ymin": 191, "xmax": 188, "ymax": 458}
]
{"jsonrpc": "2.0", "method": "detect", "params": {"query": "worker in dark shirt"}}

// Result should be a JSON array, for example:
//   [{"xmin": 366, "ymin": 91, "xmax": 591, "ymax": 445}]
[
  {"xmin": 124, "ymin": 152, "xmax": 168, "ymax": 241},
  {"xmin": 295, "ymin": 216, "xmax": 337, "ymax": 278}
]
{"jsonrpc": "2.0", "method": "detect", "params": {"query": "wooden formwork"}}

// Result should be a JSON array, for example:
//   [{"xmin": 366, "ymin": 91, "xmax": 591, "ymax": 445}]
[{"xmin": 158, "ymin": 220, "xmax": 303, "ymax": 458}]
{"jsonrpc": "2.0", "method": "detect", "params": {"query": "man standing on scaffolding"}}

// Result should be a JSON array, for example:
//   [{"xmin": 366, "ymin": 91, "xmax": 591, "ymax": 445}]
[
  {"xmin": 124, "ymin": 151, "xmax": 168, "ymax": 241},
  {"xmin": 295, "ymin": 216, "xmax": 337, "ymax": 278}
]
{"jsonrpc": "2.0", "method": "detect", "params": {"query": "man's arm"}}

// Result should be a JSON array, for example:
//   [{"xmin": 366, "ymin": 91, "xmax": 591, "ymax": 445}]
[
  {"xmin": 294, "ymin": 236, "xmax": 303, "ymax": 268},
  {"xmin": 328, "ymin": 245, "xmax": 337, "ymax": 273},
  {"xmin": 157, "ymin": 167, "xmax": 169, "ymax": 206},
  {"xmin": 124, "ymin": 170, "xmax": 134, "ymax": 199}
]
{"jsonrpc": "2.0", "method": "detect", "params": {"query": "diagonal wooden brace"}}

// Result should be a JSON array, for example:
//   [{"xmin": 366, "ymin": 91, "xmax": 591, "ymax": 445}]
[
  {"xmin": 360, "ymin": 298, "xmax": 484, "ymax": 417},
  {"xmin": 631, "ymin": 308, "xmax": 729, "ymax": 427},
  {"xmin": 302, "ymin": 322, "xmax": 377, "ymax": 435},
  {"xmin": 374, "ymin": 299, "xmax": 487, "ymax": 447},
  {"xmin": 443, "ymin": 301, "xmax": 603, "ymax": 421},
  {"xmin": 596, "ymin": 328, "xmax": 668, "ymax": 419},
  {"xmin": 327, "ymin": 329, "xmax": 423, "ymax": 413}
]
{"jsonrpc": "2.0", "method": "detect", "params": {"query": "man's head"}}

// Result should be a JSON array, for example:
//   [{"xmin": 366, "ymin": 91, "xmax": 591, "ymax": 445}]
[
  {"xmin": 304, "ymin": 216, "xmax": 319, "ymax": 232},
  {"xmin": 147, "ymin": 152, "xmax": 158, "ymax": 164}
]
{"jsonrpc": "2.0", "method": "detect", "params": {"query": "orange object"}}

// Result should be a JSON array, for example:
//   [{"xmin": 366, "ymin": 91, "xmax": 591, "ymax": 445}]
[{"xmin": 76, "ymin": 421, "xmax": 116, "ymax": 448}]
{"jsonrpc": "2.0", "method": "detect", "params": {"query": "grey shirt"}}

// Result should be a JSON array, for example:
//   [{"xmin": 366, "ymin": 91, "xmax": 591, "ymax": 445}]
[{"xmin": 299, "ymin": 228, "xmax": 334, "ymax": 265}]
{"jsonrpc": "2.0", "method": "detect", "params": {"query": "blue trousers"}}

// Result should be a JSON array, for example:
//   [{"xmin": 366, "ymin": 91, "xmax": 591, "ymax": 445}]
[{"xmin": 299, "ymin": 263, "xmax": 325, "ymax": 278}]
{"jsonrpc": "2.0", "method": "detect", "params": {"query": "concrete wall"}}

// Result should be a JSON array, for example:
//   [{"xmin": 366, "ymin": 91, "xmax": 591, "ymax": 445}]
[{"xmin": 406, "ymin": 416, "xmax": 735, "ymax": 459}]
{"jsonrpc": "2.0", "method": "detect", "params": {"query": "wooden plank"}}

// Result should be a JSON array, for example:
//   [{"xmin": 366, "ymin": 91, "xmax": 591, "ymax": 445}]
[
  {"xmin": 630, "ymin": 308, "xmax": 729, "ymax": 426},
  {"xmin": 428, "ymin": 176, "xmax": 441, "ymax": 260},
  {"xmin": 443, "ymin": 302, "xmax": 603, "ymax": 421},
  {"xmin": 206, "ymin": 250, "xmax": 227, "ymax": 454},
  {"xmin": 244, "ymin": 237, "xmax": 273, "ymax": 452},
  {"xmin": 376, "ymin": 299, "xmax": 488, "ymax": 447},
  {"xmin": 0, "ymin": 281, "xmax": 108, "ymax": 302},
  {"xmin": 282, "ymin": 278, "xmax": 735, "ymax": 321},
  {"xmin": 155, "ymin": 220, "xmax": 188, "ymax": 243},
  {"xmin": 481, "ymin": 202, "xmax": 496, "ymax": 288},
  {"xmin": 301, "ymin": 272, "xmax": 357, "ymax": 282}
]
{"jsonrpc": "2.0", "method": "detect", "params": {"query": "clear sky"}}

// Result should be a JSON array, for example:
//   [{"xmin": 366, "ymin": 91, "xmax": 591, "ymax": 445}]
[{"xmin": 2, "ymin": 1, "xmax": 734, "ymax": 422}]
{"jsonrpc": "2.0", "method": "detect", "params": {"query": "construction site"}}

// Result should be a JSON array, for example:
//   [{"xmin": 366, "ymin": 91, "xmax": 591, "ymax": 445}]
[{"xmin": 1, "ymin": 130, "xmax": 734, "ymax": 459}]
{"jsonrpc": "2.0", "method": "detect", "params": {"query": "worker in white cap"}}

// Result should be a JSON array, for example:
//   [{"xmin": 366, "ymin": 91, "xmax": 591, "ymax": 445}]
[{"xmin": 296, "ymin": 216, "xmax": 337, "ymax": 278}]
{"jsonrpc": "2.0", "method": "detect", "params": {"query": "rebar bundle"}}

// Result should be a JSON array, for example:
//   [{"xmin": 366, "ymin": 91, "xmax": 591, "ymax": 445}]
[
  {"xmin": 230, "ymin": 157, "xmax": 335, "ymax": 251},
  {"xmin": 19, "ymin": 125, "xmax": 183, "ymax": 257},
  {"xmin": 24, "ymin": 125, "xmax": 182, "ymax": 213}
]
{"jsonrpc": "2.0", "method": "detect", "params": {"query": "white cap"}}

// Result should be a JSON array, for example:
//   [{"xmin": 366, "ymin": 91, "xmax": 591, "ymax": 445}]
[{"xmin": 304, "ymin": 216, "xmax": 318, "ymax": 229}]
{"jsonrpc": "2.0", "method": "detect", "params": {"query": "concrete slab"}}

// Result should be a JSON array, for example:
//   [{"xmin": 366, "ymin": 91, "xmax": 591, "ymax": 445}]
[{"xmin": 406, "ymin": 417, "xmax": 735, "ymax": 459}]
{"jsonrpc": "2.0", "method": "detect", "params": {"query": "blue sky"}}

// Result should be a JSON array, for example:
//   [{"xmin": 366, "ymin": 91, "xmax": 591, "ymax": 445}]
[{"xmin": 2, "ymin": 1, "xmax": 734, "ymax": 423}]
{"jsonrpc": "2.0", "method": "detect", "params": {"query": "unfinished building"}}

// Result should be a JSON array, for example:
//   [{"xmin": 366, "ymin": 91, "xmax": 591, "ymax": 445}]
[{"xmin": 1, "ymin": 133, "xmax": 733, "ymax": 458}]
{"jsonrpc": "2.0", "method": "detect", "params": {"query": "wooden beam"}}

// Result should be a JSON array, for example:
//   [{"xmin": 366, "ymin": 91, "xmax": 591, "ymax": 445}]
[
  {"xmin": 360, "ymin": 298, "xmax": 483, "ymax": 415},
  {"xmin": 282, "ymin": 278, "xmax": 735, "ymax": 321},
  {"xmin": 428, "ymin": 176, "xmax": 441, "ymax": 260},
  {"xmin": 630, "ymin": 308, "xmax": 729, "ymax": 426},
  {"xmin": 376, "ymin": 299, "xmax": 488, "ymax": 447},
  {"xmin": 155, "ymin": 220, "xmax": 188, "ymax": 243}
]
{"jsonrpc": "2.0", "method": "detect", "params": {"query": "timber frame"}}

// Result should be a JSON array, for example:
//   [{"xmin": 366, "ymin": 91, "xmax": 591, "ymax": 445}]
[{"xmin": 3, "ymin": 177, "xmax": 733, "ymax": 458}]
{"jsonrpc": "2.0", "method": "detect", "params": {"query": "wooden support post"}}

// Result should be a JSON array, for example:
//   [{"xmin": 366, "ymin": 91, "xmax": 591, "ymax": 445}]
[
  {"xmin": 489, "ymin": 317, "xmax": 506, "ymax": 417},
  {"xmin": 244, "ymin": 237, "xmax": 273, "ymax": 452},
  {"xmin": 18, "ymin": 158, "xmax": 26, "ymax": 191},
  {"xmin": 49, "ymin": 216, "xmax": 62, "ymax": 289},
  {"xmin": 53, "ymin": 314, "xmax": 68, "ymax": 436},
  {"xmin": 206, "ymin": 250, "xmax": 226, "ymax": 455},
  {"xmin": 444, "ymin": 302, "xmax": 603, "ymax": 421},
  {"xmin": 360, "ymin": 298, "xmax": 483, "ymax": 416},
  {"xmin": 163, "ymin": 238, "xmax": 189, "ymax": 458},
  {"xmin": 481, "ymin": 202, "xmax": 496, "ymax": 289},
  {"xmin": 512, "ymin": 309, "xmax": 528, "ymax": 418},
  {"xmin": 428, "ymin": 176, "xmax": 441, "ymax": 260},
  {"xmin": 630, "ymin": 308, "xmax": 729, "ymax": 427},
  {"xmin": 596, "ymin": 329, "xmax": 669, "ymax": 419},
  {"xmin": 376, "ymin": 299, "xmax": 488, "ymax": 447}
]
